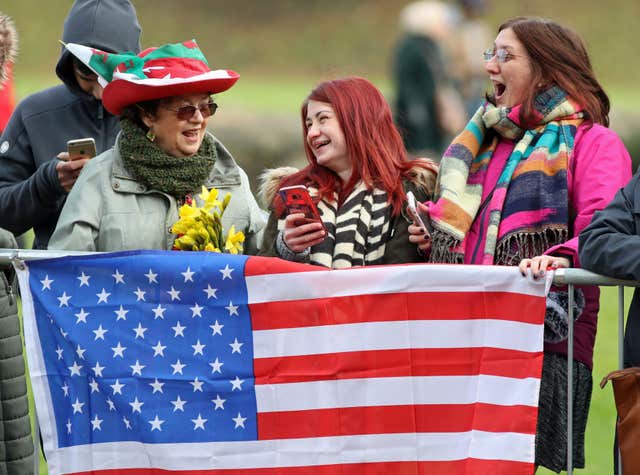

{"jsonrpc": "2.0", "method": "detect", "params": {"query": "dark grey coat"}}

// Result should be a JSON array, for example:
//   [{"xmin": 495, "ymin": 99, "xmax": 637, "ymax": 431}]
[
  {"xmin": 0, "ymin": 0, "xmax": 141, "ymax": 249},
  {"xmin": 579, "ymin": 171, "xmax": 640, "ymax": 367},
  {"xmin": 0, "ymin": 228, "xmax": 34, "ymax": 474}
]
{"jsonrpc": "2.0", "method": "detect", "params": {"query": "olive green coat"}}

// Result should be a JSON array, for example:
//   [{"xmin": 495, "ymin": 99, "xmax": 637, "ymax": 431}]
[
  {"xmin": 0, "ymin": 228, "xmax": 34, "ymax": 474},
  {"xmin": 48, "ymin": 132, "xmax": 266, "ymax": 253}
]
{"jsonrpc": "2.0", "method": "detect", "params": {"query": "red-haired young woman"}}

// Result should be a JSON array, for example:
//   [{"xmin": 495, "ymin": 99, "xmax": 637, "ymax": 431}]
[{"xmin": 259, "ymin": 77, "xmax": 437, "ymax": 268}]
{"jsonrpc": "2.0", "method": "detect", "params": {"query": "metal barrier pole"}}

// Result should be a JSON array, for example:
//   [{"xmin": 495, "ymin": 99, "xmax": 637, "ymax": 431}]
[{"xmin": 567, "ymin": 283, "xmax": 574, "ymax": 475}]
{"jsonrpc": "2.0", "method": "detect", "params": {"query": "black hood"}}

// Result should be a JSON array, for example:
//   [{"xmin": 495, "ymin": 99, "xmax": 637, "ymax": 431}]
[{"xmin": 56, "ymin": 0, "xmax": 142, "ymax": 96}]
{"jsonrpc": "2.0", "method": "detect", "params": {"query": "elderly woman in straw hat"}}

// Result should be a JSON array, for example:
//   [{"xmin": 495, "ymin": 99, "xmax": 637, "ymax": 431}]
[{"xmin": 48, "ymin": 40, "xmax": 266, "ymax": 253}]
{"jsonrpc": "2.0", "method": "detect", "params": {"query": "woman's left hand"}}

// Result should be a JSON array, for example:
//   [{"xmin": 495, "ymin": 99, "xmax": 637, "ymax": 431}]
[{"xmin": 518, "ymin": 255, "xmax": 571, "ymax": 279}]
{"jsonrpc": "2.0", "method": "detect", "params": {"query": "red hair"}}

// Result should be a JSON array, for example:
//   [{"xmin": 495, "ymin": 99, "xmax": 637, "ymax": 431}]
[{"xmin": 279, "ymin": 77, "xmax": 434, "ymax": 216}]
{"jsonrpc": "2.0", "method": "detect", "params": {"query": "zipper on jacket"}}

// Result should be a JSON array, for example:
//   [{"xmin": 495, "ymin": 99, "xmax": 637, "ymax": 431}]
[{"xmin": 7, "ymin": 283, "xmax": 14, "ymax": 306}]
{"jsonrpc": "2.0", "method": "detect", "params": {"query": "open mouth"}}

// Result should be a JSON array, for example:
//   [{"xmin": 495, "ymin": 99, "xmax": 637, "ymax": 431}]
[
  {"xmin": 494, "ymin": 82, "xmax": 506, "ymax": 99},
  {"xmin": 183, "ymin": 129, "xmax": 200, "ymax": 141},
  {"xmin": 314, "ymin": 140, "xmax": 330, "ymax": 150}
]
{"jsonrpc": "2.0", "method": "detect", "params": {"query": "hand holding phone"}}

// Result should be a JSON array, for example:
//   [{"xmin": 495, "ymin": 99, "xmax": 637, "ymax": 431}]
[
  {"xmin": 406, "ymin": 191, "xmax": 433, "ymax": 235},
  {"xmin": 67, "ymin": 138, "xmax": 96, "ymax": 161}
]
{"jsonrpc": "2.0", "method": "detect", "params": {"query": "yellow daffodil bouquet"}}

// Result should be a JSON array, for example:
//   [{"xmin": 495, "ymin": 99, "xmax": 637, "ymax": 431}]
[{"xmin": 171, "ymin": 186, "xmax": 245, "ymax": 254}]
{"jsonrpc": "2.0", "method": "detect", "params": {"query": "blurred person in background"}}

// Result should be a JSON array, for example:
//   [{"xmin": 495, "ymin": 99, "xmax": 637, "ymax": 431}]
[
  {"xmin": 0, "ymin": 0, "xmax": 141, "ymax": 250},
  {"xmin": 452, "ymin": 0, "xmax": 492, "ymax": 115},
  {"xmin": 0, "ymin": 12, "xmax": 17, "ymax": 133},
  {"xmin": 259, "ymin": 77, "xmax": 437, "ymax": 268},
  {"xmin": 48, "ymin": 40, "xmax": 266, "ymax": 253},
  {"xmin": 409, "ymin": 17, "xmax": 632, "ymax": 472},
  {"xmin": 392, "ymin": 0, "xmax": 466, "ymax": 159}
]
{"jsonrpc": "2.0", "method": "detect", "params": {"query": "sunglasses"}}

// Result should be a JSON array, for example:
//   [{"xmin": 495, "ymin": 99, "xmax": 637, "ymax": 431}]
[{"xmin": 163, "ymin": 101, "xmax": 218, "ymax": 120}]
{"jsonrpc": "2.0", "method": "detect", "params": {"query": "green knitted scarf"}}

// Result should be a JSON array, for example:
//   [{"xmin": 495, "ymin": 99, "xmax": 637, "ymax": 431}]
[{"xmin": 118, "ymin": 119, "xmax": 216, "ymax": 198}]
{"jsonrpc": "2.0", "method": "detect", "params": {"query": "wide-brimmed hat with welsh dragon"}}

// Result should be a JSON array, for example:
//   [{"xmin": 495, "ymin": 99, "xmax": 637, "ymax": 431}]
[{"xmin": 64, "ymin": 39, "xmax": 239, "ymax": 115}]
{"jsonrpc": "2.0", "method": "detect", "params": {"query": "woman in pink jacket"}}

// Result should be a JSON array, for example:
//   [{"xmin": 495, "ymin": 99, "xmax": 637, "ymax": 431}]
[{"xmin": 409, "ymin": 16, "xmax": 632, "ymax": 472}]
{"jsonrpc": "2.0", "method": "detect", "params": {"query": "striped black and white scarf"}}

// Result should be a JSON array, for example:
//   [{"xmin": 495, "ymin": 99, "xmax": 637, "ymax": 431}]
[{"xmin": 306, "ymin": 181, "xmax": 392, "ymax": 269}]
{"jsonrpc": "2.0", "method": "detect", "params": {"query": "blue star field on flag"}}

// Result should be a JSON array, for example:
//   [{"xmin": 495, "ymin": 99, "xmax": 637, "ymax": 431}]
[{"xmin": 28, "ymin": 251, "xmax": 258, "ymax": 446}]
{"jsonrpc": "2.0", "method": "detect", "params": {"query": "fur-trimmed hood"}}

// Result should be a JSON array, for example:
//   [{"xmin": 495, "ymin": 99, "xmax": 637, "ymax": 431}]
[
  {"xmin": 258, "ymin": 162, "xmax": 438, "ymax": 209},
  {"xmin": 0, "ymin": 13, "xmax": 17, "ymax": 86}
]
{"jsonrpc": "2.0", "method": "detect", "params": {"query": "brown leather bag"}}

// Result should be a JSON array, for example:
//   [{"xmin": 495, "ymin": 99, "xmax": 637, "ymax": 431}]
[{"xmin": 600, "ymin": 367, "xmax": 640, "ymax": 475}]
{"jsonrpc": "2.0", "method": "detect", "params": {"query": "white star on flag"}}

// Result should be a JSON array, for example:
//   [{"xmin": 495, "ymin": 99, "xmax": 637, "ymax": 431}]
[
  {"xmin": 190, "ymin": 377, "xmax": 204, "ymax": 392},
  {"xmin": 112, "ymin": 269, "xmax": 125, "ymax": 284},
  {"xmin": 91, "ymin": 414, "xmax": 103, "ymax": 431},
  {"xmin": 152, "ymin": 341, "xmax": 167, "ymax": 357},
  {"xmin": 130, "ymin": 360, "xmax": 145, "ymax": 376},
  {"xmin": 149, "ymin": 378, "xmax": 164, "ymax": 394},
  {"xmin": 89, "ymin": 379, "xmax": 100, "ymax": 393},
  {"xmin": 171, "ymin": 359, "xmax": 186, "ymax": 375},
  {"xmin": 133, "ymin": 287, "xmax": 146, "ymax": 301},
  {"xmin": 171, "ymin": 395, "xmax": 186, "ymax": 412},
  {"xmin": 210, "ymin": 320, "xmax": 223, "ymax": 336},
  {"xmin": 219, "ymin": 264, "xmax": 234, "ymax": 280},
  {"xmin": 225, "ymin": 301, "xmax": 239, "ymax": 316},
  {"xmin": 148, "ymin": 415, "xmax": 164, "ymax": 431},
  {"xmin": 190, "ymin": 303, "xmax": 204, "ymax": 318},
  {"xmin": 111, "ymin": 342, "xmax": 126, "ymax": 358},
  {"xmin": 55, "ymin": 346, "xmax": 64, "ymax": 360},
  {"xmin": 110, "ymin": 379, "xmax": 125, "ymax": 395},
  {"xmin": 40, "ymin": 275, "xmax": 53, "ymax": 290},
  {"xmin": 230, "ymin": 376, "xmax": 244, "ymax": 391},
  {"xmin": 229, "ymin": 338, "xmax": 243, "ymax": 354},
  {"xmin": 192, "ymin": 340, "xmax": 206, "ymax": 355},
  {"xmin": 203, "ymin": 284, "xmax": 218, "ymax": 299},
  {"xmin": 74, "ymin": 308, "xmax": 90, "ymax": 324},
  {"xmin": 114, "ymin": 305, "xmax": 129, "ymax": 321},
  {"xmin": 92, "ymin": 361, "xmax": 105, "ymax": 377},
  {"xmin": 233, "ymin": 412, "xmax": 247, "ymax": 429},
  {"xmin": 152, "ymin": 304, "xmax": 166, "ymax": 319},
  {"xmin": 57, "ymin": 292, "xmax": 71, "ymax": 307},
  {"xmin": 181, "ymin": 267, "xmax": 195, "ymax": 282},
  {"xmin": 133, "ymin": 322, "xmax": 148, "ymax": 339},
  {"xmin": 167, "ymin": 286, "xmax": 181, "ymax": 301},
  {"xmin": 96, "ymin": 288, "xmax": 111, "ymax": 303},
  {"xmin": 61, "ymin": 383, "xmax": 69, "ymax": 396},
  {"xmin": 93, "ymin": 325, "xmax": 108, "ymax": 340},
  {"xmin": 209, "ymin": 357, "xmax": 223, "ymax": 374},
  {"xmin": 130, "ymin": 397, "xmax": 144, "ymax": 413},
  {"xmin": 212, "ymin": 394, "xmax": 225, "ymax": 410},
  {"xmin": 71, "ymin": 398, "xmax": 85, "ymax": 414},
  {"xmin": 75, "ymin": 344, "xmax": 86, "ymax": 359},
  {"xmin": 192, "ymin": 414, "xmax": 207, "ymax": 430},
  {"xmin": 68, "ymin": 361, "xmax": 82, "ymax": 376},
  {"xmin": 172, "ymin": 321, "xmax": 186, "ymax": 337},
  {"xmin": 144, "ymin": 269, "xmax": 158, "ymax": 283},
  {"xmin": 77, "ymin": 272, "xmax": 91, "ymax": 287},
  {"xmin": 123, "ymin": 417, "xmax": 132, "ymax": 429}
]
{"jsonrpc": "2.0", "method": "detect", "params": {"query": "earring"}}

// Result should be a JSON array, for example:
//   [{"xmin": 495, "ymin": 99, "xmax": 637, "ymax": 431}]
[{"xmin": 146, "ymin": 128, "xmax": 156, "ymax": 142}]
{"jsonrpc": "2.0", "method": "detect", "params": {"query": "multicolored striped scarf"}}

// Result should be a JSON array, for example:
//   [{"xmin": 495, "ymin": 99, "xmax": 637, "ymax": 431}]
[{"xmin": 429, "ymin": 86, "xmax": 584, "ymax": 265}]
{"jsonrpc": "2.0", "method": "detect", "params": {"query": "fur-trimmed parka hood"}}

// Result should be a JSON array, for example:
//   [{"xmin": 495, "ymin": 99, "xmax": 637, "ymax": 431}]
[
  {"xmin": 0, "ymin": 13, "xmax": 17, "ymax": 86},
  {"xmin": 258, "ymin": 161, "xmax": 438, "ymax": 209}
]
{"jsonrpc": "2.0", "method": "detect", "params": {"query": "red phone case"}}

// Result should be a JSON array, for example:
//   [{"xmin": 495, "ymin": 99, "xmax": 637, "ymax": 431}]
[{"xmin": 278, "ymin": 185, "xmax": 324, "ymax": 228}]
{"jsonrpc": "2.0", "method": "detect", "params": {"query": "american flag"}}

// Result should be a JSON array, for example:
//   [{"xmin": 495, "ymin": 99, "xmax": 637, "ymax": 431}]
[{"xmin": 16, "ymin": 251, "xmax": 546, "ymax": 475}]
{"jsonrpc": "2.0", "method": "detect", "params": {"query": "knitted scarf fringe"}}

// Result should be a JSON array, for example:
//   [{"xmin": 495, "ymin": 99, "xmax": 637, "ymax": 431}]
[
  {"xmin": 429, "ymin": 229, "xmax": 464, "ymax": 264},
  {"xmin": 494, "ymin": 228, "xmax": 569, "ymax": 266}
]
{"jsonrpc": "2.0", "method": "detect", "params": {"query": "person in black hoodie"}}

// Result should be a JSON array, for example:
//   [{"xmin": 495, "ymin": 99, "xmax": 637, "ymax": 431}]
[{"xmin": 0, "ymin": 0, "xmax": 142, "ymax": 250}]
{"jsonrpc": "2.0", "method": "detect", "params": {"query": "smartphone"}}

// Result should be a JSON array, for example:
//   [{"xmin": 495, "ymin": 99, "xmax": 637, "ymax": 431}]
[
  {"xmin": 67, "ymin": 138, "xmax": 96, "ymax": 160},
  {"xmin": 406, "ymin": 190, "xmax": 433, "ymax": 234},
  {"xmin": 278, "ymin": 185, "xmax": 325, "ymax": 229}
]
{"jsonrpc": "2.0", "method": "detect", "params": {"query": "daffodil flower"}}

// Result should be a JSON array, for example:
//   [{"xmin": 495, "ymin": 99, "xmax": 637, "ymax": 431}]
[{"xmin": 224, "ymin": 225, "xmax": 245, "ymax": 254}]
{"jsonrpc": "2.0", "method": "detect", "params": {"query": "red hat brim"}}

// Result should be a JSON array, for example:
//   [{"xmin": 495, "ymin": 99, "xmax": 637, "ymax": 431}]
[{"xmin": 102, "ymin": 70, "xmax": 240, "ymax": 116}]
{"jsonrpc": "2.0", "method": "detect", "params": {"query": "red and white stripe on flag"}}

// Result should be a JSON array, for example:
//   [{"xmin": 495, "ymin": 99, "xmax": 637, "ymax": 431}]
[
  {"xmin": 21, "ymin": 255, "xmax": 546, "ymax": 475},
  {"xmin": 242, "ymin": 259, "xmax": 546, "ymax": 474}
]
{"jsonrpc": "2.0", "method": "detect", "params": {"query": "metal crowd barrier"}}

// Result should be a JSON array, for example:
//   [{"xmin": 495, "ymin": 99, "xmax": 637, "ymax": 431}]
[{"xmin": 1, "ymin": 249, "xmax": 637, "ymax": 475}]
